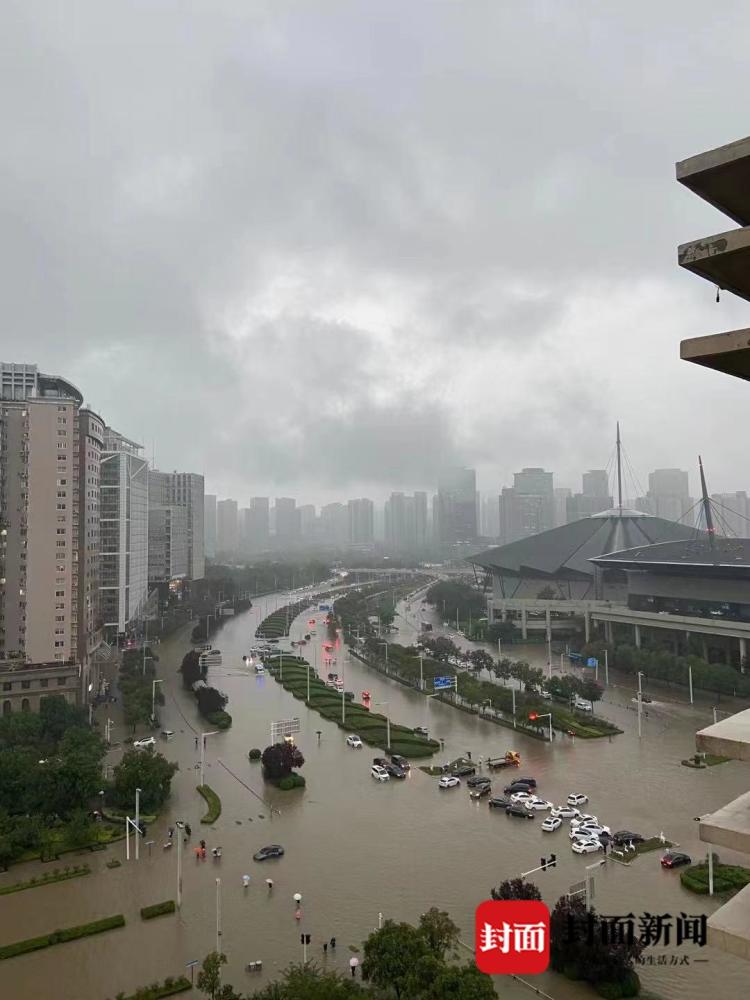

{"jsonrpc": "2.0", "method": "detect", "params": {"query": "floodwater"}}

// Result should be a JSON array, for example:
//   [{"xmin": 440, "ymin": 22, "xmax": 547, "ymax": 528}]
[{"xmin": 1, "ymin": 589, "xmax": 749, "ymax": 1000}]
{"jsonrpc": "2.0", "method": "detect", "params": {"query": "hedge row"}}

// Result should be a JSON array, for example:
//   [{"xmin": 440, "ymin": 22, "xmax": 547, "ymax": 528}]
[
  {"xmin": 681, "ymin": 861, "xmax": 750, "ymax": 895},
  {"xmin": 140, "ymin": 900, "xmax": 176, "ymax": 920},
  {"xmin": 0, "ymin": 914, "xmax": 125, "ymax": 961},
  {"xmin": 0, "ymin": 864, "xmax": 91, "ymax": 896},
  {"xmin": 106, "ymin": 975, "xmax": 192, "ymax": 1000},
  {"xmin": 204, "ymin": 709, "xmax": 232, "ymax": 729},
  {"xmin": 197, "ymin": 784, "xmax": 222, "ymax": 824}
]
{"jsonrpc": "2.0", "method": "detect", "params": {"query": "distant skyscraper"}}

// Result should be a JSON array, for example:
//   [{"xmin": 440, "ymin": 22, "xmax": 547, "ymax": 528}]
[
  {"xmin": 711, "ymin": 492, "xmax": 750, "ymax": 537},
  {"xmin": 216, "ymin": 499, "xmax": 239, "ymax": 555},
  {"xmin": 274, "ymin": 498, "xmax": 300, "ymax": 544},
  {"xmin": 348, "ymin": 498, "xmax": 374, "ymax": 545},
  {"xmin": 385, "ymin": 492, "xmax": 427, "ymax": 551},
  {"xmin": 148, "ymin": 505, "xmax": 188, "ymax": 583},
  {"xmin": 321, "ymin": 502, "xmax": 348, "ymax": 545},
  {"xmin": 204, "ymin": 494, "xmax": 217, "ymax": 558},
  {"xmin": 247, "ymin": 497, "xmax": 270, "ymax": 551},
  {"xmin": 150, "ymin": 471, "xmax": 204, "ymax": 580},
  {"xmin": 553, "ymin": 487, "xmax": 571, "ymax": 527},
  {"xmin": 637, "ymin": 469, "xmax": 692, "ymax": 523},
  {"xmin": 299, "ymin": 504, "xmax": 316, "ymax": 538},
  {"xmin": 436, "ymin": 468, "xmax": 478, "ymax": 544},
  {"xmin": 498, "ymin": 468, "xmax": 554, "ymax": 543},
  {"xmin": 480, "ymin": 494, "xmax": 500, "ymax": 539},
  {"xmin": 582, "ymin": 469, "xmax": 610, "ymax": 498}
]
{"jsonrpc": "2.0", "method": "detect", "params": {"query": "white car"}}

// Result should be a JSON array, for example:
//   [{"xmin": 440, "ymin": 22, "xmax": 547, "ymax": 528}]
[
  {"xmin": 510, "ymin": 791, "xmax": 533, "ymax": 804},
  {"xmin": 567, "ymin": 793, "xmax": 589, "ymax": 807},
  {"xmin": 439, "ymin": 775, "xmax": 460, "ymax": 789},
  {"xmin": 541, "ymin": 816, "xmax": 562, "ymax": 833},
  {"xmin": 133, "ymin": 736, "xmax": 156, "ymax": 749},
  {"xmin": 524, "ymin": 796, "xmax": 553, "ymax": 811},
  {"xmin": 346, "ymin": 735, "xmax": 363, "ymax": 748},
  {"xmin": 572, "ymin": 839, "xmax": 603, "ymax": 854},
  {"xmin": 550, "ymin": 805, "xmax": 581, "ymax": 820},
  {"xmin": 572, "ymin": 697, "xmax": 593, "ymax": 712},
  {"xmin": 570, "ymin": 814, "xmax": 598, "ymax": 828},
  {"xmin": 570, "ymin": 824, "xmax": 608, "ymax": 840},
  {"xmin": 578, "ymin": 823, "xmax": 610, "ymax": 837},
  {"xmin": 371, "ymin": 765, "xmax": 390, "ymax": 782}
]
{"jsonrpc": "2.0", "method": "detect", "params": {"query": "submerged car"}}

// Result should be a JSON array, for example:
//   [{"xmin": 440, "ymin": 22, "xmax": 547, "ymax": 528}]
[
  {"xmin": 438, "ymin": 775, "xmax": 460, "ymax": 789},
  {"xmin": 506, "ymin": 804, "xmax": 534, "ymax": 820},
  {"xmin": 488, "ymin": 796, "xmax": 511, "ymax": 809},
  {"xmin": 133, "ymin": 737, "xmax": 156, "ymax": 749},
  {"xmin": 567, "ymin": 792, "xmax": 589, "ymax": 807},
  {"xmin": 466, "ymin": 775, "xmax": 492, "ymax": 788},
  {"xmin": 541, "ymin": 816, "xmax": 563, "ymax": 833},
  {"xmin": 388, "ymin": 754, "xmax": 411, "ymax": 771},
  {"xmin": 371, "ymin": 765, "xmax": 390, "ymax": 782},
  {"xmin": 253, "ymin": 844, "xmax": 285, "ymax": 861},
  {"xmin": 346, "ymin": 735, "xmax": 363, "ymax": 748},
  {"xmin": 572, "ymin": 839, "xmax": 603, "ymax": 855},
  {"xmin": 470, "ymin": 783, "xmax": 492, "ymax": 799},
  {"xmin": 661, "ymin": 852, "xmax": 691, "ymax": 869}
]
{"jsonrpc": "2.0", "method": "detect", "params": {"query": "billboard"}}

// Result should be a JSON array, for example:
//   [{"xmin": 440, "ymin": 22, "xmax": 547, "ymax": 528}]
[{"xmin": 433, "ymin": 676, "xmax": 454, "ymax": 690}]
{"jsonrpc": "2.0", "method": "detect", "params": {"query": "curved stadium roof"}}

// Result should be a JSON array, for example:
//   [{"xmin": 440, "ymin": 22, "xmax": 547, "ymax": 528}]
[{"xmin": 470, "ymin": 509, "xmax": 702, "ymax": 581}]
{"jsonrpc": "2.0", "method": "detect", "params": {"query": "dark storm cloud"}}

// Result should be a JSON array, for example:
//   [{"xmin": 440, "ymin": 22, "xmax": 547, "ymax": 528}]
[{"xmin": 2, "ymin": 1, "xmax": 750, "ymax": 499}]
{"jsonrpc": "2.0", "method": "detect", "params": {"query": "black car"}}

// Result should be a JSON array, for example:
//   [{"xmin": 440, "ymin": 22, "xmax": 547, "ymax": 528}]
[
  {"xmin": 470, "ymin": 783, "xmax": 492, "ymax": 799},
  {"xmin": 612, "ymin": 830, "xmax": 645, "ymax": 846},
  {"xmin": 489, "ymin": 796, "xmax": 511, "ymax": 809},
  {"xmin": 453, "ymin": 763, "xmax": 476, "ymax": 777},
  {"xmin": 389, "ymin": 754, "xmax": 411, "ymax": 771},
  {"xmin": 466, "ymin": 774, "xmax": 492, "ymax": 788},
  {"xmin": 516, "ymin": 777, "xmax": 537, "ymax": 788},
  {"xmin": 504, "ymin": 781, "xmax": 533, "ymax": 794},
  {"xmin": 253, "ymin": 844, "xmax": 285, "ymax": 861},
  {"xmin": 661, "ymin": 852, "xmax": 691, "ymax": 869},
  {"xmin": 373, "ymin": 757, "xmax": 389, "ymax": 768},
  {"xmin": 385, "ymin": 762, "xmax": 406, "ymax": 779},
  {"xmin": 506, "ymin": 804, "xmax": 534, "ymax": 820}
]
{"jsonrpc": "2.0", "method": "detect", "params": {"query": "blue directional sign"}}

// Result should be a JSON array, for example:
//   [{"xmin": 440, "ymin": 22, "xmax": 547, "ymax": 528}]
[
  {"xmin": 586, "ymin": 657, "xmax": 599, "ymax": 668},
  {"xmin": 318, "ymin": 604, "xmax": 332, "ymax": 612},
  {"xmin": 433, "ymin": 676, "xmax": 454, "ymax": 690}
]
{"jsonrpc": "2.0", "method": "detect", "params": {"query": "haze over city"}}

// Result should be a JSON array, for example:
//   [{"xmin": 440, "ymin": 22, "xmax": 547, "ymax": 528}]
[{"xmin": 3, "ymin": 1, "xmax": 750, "ymax": 503}]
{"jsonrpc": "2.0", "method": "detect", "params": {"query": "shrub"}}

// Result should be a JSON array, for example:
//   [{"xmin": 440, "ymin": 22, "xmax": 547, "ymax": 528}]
[
  {"xmin": 205, "ymin": 710, "xmax": 232, "ymax": 729},
  {"xmin": 276, "ymin": 773, "xmax": 305, "ymax": 790},
  {"xmin": 248, "ymin": 748, "xmax": 262, "ymax": 760},
  {"xmin": 197, "ymin": 784, "xmax": 222, "ymax": 824},
  {"xmin": 140, "ymin": 900, "xmax": 176, "ymax": 920},
  {"xmin": 0, "ymin": 914, "xmax": 125, "ymax": 960}
]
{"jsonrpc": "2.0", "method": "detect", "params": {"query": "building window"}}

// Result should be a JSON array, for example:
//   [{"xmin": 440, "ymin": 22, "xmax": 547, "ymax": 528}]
[
  {"xmin": 54, "ymin": 640, "xmax": 65, "ymax": 648},
  {"xmin": 2, "ymin": 682, "xmax": 10, "ymax": 692},
  {"xmin": 57, "ymin": 677, "xmax": 66, "ymax": 686},
  {"xmin": 21, "ymin": 698, "xmax": 30, "ymax": 712},
  {"xmin": 21, "ymin": 680, "xmax": 30, "ymax": 690},
  {"xmin": 2, "ymin": 701, "xmax": 10, "ymax": 716},
  {"xmin": 39, "ymin": 678, "xmax": 48, "ymax": 688}
]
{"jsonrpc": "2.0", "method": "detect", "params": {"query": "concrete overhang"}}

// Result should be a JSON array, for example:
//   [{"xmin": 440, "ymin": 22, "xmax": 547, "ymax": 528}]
[
  {"xmin": 699, "ymin": 789, "xmax": 750, "ymax": 856},
  {"xmin": 681, "ymin": 327, "xmax": 750, "ymax": 382},
  {"xmin": 696, "ymin": 709, "xmax": 750, "ymax": 762},
  {"xmin": 707, "ymin": 882, "xmax": 750, "ymax": 960},
  {"xmin": 678, "ymin": 227, "xmax": 750, "ymax": 302},
  {"xmin": 676, "ymin": 135, "xmax": 750, "ymax": 226}
]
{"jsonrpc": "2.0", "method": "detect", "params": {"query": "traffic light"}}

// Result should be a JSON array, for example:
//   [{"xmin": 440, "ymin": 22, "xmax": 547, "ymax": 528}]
[
  {"xmin": 300, "ymin": 934, "xmax": 311, "ymax": 945},
  {"xmin": 529, "ymin": 712, "xmax": 538, "ymax": 721},
  {"xmin": 540, "ymin": 854, "xmax": 557, "ymax": 871}
]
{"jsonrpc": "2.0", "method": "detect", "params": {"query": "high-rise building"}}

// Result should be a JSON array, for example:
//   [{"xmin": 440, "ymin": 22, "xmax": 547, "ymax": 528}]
[
  {"xmin": 204, "ymin": 494, "xmax": 217, "ymax": 559},
  {"xmin": 348, "ymin": 498, "xmax": 374, "ymax": 545},
  {"xmin": 299, "ymin": 504, "xmax": 316, "ymax": 539},
  {"xmin": 636, "ymin": 469, "xmax": 692, "ymax": 523},
  {"xmin": 385, "ymin": 491, "xmax": 430, "ymax": 551},
  {"xmin": 0, "ymin": 364, "xmax": 104, "ymax": 676},
  {"xmin": 100, "ymin": 427, "xmax": 149, "ymax": 643},
  {"xmin": 216, "ymin": 499, "xmax": 239, "ymax": 556},
  {"xmin": 274, "ymin": 498, "xmax": 300, "ymax": 544},
  {"xmin": 497, "ymin": 468, "xmax": 554, "ymax": 543},
  {"xmin": 246, "ymin": 497, "xmax": 270, "ymax": 552},
  {"xmin": 321, "ymin": 502, "xmax": 348, "ymax": 545},
  {"xmin": 711, "ymin": 492, "xmax": 750, "ymax": 537},
  {"xmin": 480, "ymin": 494, "xmax": 500, "ymax": 539},
  {"xmin": 148, "ymin": 504, "xmax": 188, "ymax": 583},
  {"xmin": 567, "ymin": 470, "xmax": 613, "ymax": 523},
  {"xmin": 435, "ymin": 468, "xmax": 478, "ymax": 544},
  {"xmin": 149, "ymin": 471, "xmax": 204, "ymax": 580},
  {"xmin": 582, "ymin": 469, "xmax": 610, "ymax": 498},
  {"xmin": 553, "ymin": 487, "xmax": 572, "ymax": 527}
]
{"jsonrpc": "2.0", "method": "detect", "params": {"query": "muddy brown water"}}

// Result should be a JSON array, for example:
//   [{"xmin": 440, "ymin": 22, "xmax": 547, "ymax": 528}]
[{"xmin": 1, "ymin": 591, "xmax": 748, "ymax": 1000}]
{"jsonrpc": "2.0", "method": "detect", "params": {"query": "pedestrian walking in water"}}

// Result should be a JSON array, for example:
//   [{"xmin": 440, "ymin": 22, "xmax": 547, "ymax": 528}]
[
  {"xmin": 323, "ymin": 942, "xmax": 328, "ymax": 956},
  {"xmin": 242, "ymin": 874, "xmax": 250, "ymax": 888},
  {"xmin": 265, "ymin": 878, "xmax": 273, "ymax": 891},
  {"xmin": 195, "ymin": 736, "xmax": 199, "ymax": 749},
  {"xmin": 201, "ymin": 847, "xmax": 207, "ymax": 860},
  {"xmin": 185, "ymin": 823, "xmax": 192, "ymax": 838},
  {"xmin": 168, "ymin": 827, "xmax": 174, "ymax": 840},
  {"xmin": 330, "ymin": 937, "xmax": 336, "ymax": 950},
  {"xmin": 200, "ymin": 839, "xmax": 206, "ymax": 851}
]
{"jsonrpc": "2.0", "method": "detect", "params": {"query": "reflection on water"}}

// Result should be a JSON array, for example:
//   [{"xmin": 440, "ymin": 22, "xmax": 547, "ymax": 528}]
[{"xmin": 1, "ymin": 593, "xmax": 748, "ymax": 1000}]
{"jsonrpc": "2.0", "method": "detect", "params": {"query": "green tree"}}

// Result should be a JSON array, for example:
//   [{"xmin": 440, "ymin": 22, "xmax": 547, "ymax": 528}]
[
  {"xmin": 362, "ymin": 920, "xmax": 431, "ymax": 999},
  {"xmin": 580, "ymin": 678, "xmax": 603, "ymax": 706},
  {"xmin": 197, "ymin": 951, "xmax": 227, "ymax": 1000},
  {"xmin": 249, "ymin": 964, "xmax": 366, "ymax": 999},
  {"xmin": 468, "ymin": 650, "xmax": 493, "ymax": 675},
  {"xmin": 422, "ymin": 963, "xmax": 496, "ymax": 1000},
  {"xmin": 491, "ymin": 878, "xmax": 542, "ymax": 901},
  {"xmin": 550, "ymin": 895, "xmax": 642, "ymax": 991},
  {"xmin": 261, "ymin": 743, "xmax": 305, "ymax": 781},
  {"xmin": 66, "ymin": 808, "xmax": 94, "ymax": 848},
  {"xmin": 111, "ymin": 750, "xmax": 178, "ymax": 812},
  {"xmin": 418, "ymin": 907, "xmax": 460, "ymax": 960},
  {"xmin": 180, "ymin": 650, "xmax": 204, "ymax": 689}
]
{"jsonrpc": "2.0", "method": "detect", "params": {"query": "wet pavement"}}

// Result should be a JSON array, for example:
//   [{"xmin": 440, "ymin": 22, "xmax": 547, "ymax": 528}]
[{"xmin": 1, "ymin": 589, "xmax": 749, "ymax": 999}]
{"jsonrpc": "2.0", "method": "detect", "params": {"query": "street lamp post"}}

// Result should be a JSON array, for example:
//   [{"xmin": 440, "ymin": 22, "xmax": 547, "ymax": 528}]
[
  {"xmin": 200, "ymin": 731, "xmax": 219, "ymax": 786},
  {"xmin": 306, "ymin": 662, "xmax": 311, "ymax": 702},
  {"xmin": 378, "ymin": 642, "xmax": 389, "ymax": 671},
  {"xmin": 637, "ymin": 671, "xmax": 645, "ymax": 738},
  {"xmin": 216, "ymin": 877, "xmax": 222, "ymax": 955},
  {"xmin": 419, "ymin": 653, "xmax": 424, "ymax": 692},
  {"xmin": 135, "ymin": 787, "xmax": 141, "ymax": 861},
  {"xmin": 151, "ymin": 679, "xmax": 163, "ymax": 723},
  {"xmin": 376, "ymin": 701, "xmax": 391, "ymax": 750},
  {"xmin": 176, "ymin": 820, "xmax": 184, "ymax": 908}
]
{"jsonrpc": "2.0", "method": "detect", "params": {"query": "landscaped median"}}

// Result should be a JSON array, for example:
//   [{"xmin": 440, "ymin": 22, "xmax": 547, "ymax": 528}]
[
  {"xmin": 105, "ymin": 975, "xmax": 192, "ymax": 1000},
  {"xmin": 0, "ymin": 914, "xmax": 125, "ymax": 961},
  {"xmin": 266, "ymin": 657, "xmax": 440, "ymax": 757},
  {"xmin": 140, "ymin": 900, "xmax": 176, "ymax": 920},
  {"xmin": 0, "ymin": 864, "xmax": 90, "ymax": 896},
  {"xmin": 197, "ymin": 784, "xmax": 222, "ymax": 823},
  {"xmin": 681, "ymin": 859, "xmax": 750, "ymax": 895}
]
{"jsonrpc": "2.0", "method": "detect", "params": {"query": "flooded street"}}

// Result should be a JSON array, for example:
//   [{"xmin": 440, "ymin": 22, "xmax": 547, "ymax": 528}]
[{"xmin": 2, "ymin": 591, "xmax": 750, "ymax": 1000}]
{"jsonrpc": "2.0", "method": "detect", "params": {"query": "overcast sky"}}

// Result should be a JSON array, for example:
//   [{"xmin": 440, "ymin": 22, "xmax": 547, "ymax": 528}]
[{"xmin": 3, "ymin": 1, "xmax": 749, "ymax": 506}]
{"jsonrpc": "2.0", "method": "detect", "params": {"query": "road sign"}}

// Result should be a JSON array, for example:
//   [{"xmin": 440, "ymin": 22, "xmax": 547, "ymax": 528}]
[
  {"xmin": 271, "ymin": 718, "xmax": 301, "ymax": 743},
  {"xmin": 319, "ymin": 604, "xmax": 332, "ymax": 611},
  {"xmin": 586, "ymin": 657, "xmax": 598, "ymax": 668},
  {"xmin": 433, "ymin": 676, "xmax": 454, "ymax": 690}
]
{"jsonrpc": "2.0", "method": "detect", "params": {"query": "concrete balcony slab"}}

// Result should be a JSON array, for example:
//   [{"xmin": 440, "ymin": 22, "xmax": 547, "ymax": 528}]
[
  {"xmin": 696, "ymin": 709, "xmax": 750, "ymax": 762},
  {"xmin": 678, "ymin": 227, "xmax": 750, "ymax": 302},
  {"xmin": 699, "ymin": 789, "xmax": 750, "ymax": 855},
  {"xmin": 676, "ymin": 135, "xmax": 750, "ymax": 226},
  {"xmin": 681, "ymin": 327, "xmax": 750, "ymax": 381}
]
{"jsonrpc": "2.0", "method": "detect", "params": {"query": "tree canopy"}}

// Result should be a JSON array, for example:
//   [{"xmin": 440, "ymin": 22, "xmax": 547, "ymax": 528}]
[
  {"xmin": 111, "ymin": 749, "xmax": 178, "ymax": 812},
  {"xmin": 261, "ymin": 743, "xmax": 305, "ymax": 781}
]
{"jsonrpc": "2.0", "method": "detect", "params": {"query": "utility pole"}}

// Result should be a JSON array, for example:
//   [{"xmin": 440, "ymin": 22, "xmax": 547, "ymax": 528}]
[
  {"xmin": 306, "ymin": 663, "xmax": 311, "ymax": 702},
  {"xmin": 216, "ymin": 877, "xmax": 222, "ymax": 957},
  {"xmin": 135, "ymin": 787, "xmax": 141, "ymax": 861},
  {"xmin": 604, "ymin": 648, "xmax": 609, "ymax": 685},
  {"xmin": 511, "ymin": 686, "xmax": 516, "ymax": 728},
  {"xmin": 151, "ymin": 679, "xmax": 163, "ymax": 722},
  {"xmin": 419, "ymin": 653, "xmax": 424, "ymax": 691},
  {"xmin": 637, "ymin": 671, "xmax": 644, "ymax": 739},
  {"xmin": 176, "ymin": 821, "xmax": 184, "ymax": 908},
  {"xmin": 689, "ymin": 664, "xmax": 694, "ymax": 705}
]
